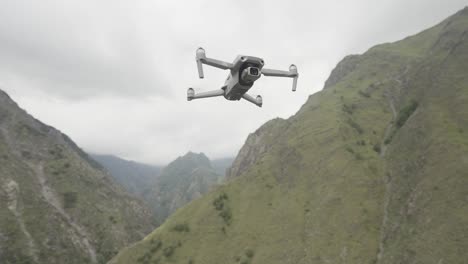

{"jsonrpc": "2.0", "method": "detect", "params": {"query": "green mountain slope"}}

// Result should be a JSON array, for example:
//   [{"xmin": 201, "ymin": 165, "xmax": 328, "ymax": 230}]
[
  {"xmin": 0, "ymin": 90, "xmax": 155, "ymax": 263},
  {"xmin": 111, "ymin": 7, "xmax": 468, "ymax": 264},
  {"xmin": 147, "ymin": 152, "xmax": 224, "ymax": 225},
  {"xmin": 91, "ymin": 154, "xmax": 161, "ymax": 197}
]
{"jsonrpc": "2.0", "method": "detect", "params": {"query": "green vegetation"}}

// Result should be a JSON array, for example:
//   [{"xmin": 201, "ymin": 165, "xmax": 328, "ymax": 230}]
[
  {"xmin": 395, "ymin": 100, "xmax": 419, "ymax": 127},
  {"xmin": 373, "ymin": 143, "xmax": 381, "ymax": 153},
  {"xmin": 245, "ymin": 249, "xmax": 254, "ymax": 258},
  {"xmin": 237, "ymin": 250, "xmax": 255, "ymax": 264},
  {"xmin": 346, "ymin": 118, "xmax": 364, "ymax": 134},
  {"xmin": 62, "ymin": 192, "xmax": 78, "ymax": 209},
  {"xmin": 384, "ymin": 100, "xmax": 420, "ymax": 145},
  {"xmin": 171, "ymin": 223, "xmax": 190, "ymax": 232},
  {"xmin": 163, "ymin": 246, "xmax": 175, "ymax": 258},
  {"xmin": 358, "ymin": 90, "xmax": 371, "ymax": 98},
  {"xmin": 213, "ymin": 193, "xmax": 232, "ymax": 225},
  {"xmin": 342, "ymin": 103, "xmax": 357, "ymax": 115}
]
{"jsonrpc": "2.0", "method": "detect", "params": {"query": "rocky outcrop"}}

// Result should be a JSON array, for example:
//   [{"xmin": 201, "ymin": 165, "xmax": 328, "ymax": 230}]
[
  {"xmin": 227, "ymin": 118, "xmax": 289, "ymax": 179},
  {"xmin": 323, "ymin": 54, "xmax": 361, "ymax": 89}
]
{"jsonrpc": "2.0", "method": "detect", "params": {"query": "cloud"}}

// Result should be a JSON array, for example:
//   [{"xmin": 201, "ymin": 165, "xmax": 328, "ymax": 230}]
[
  {"xmin": 0, "ymin": 0, "xmax": 171, "ymax": 99},
  {"xmin": 0, "ymin": 0, "xmax": 466, "ymax": 164}
]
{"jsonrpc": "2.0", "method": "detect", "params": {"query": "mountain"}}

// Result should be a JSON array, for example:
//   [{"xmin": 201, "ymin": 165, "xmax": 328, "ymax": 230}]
[
  {"xmin": 146, "ymin": 152, "xmax": 225, "ymax": 225},
  {"xmin": 91, "ymin": 153, "xmax": 231, "ymax": 226},
  {"xmin": 111, "ymin": 7, "xmax": 468, "ymax": 264},
  {"xmin": 90, "ymin": 154, "xmax": 161, "ymax": 196},
  {"xmin": 0, "ymin": 90, "xmax": 155, "ymax": 263}
]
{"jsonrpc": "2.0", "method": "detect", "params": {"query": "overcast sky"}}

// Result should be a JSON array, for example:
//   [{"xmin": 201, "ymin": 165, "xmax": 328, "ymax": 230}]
[{"xmin": 0, "ymin": 0, "xmax": 466, "ymax": 165}]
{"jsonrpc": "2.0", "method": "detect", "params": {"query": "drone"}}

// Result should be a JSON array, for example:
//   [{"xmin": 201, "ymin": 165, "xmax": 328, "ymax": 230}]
[{"xmin": 187, "ymin": 47, "xmax": 298, "ymax": 107}]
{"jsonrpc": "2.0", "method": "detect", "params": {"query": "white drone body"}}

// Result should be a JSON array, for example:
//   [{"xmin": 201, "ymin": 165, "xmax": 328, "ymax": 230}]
[{"xmin": 187, "ymin": 47, "xmax": 298, "ymax": 107}]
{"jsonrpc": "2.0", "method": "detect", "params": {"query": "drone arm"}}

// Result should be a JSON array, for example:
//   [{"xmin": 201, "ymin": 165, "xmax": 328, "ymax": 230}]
[
  {"xmin": 196, "ymin": 47, "xmax": 233, "ymax": 78},
  {"xmin": 187, "ymin": 88, "xmax": 224, "ymax": 101},
  {"xmin": 261, "ymin": 64, "xmax": 299, "ymax": 91},
  {"xmin": 261, "ymin": 69, "xmax": 295, "ymax": 77},
  {"xmin": 201, "ymin": 58, "xmax": 233, "ymax": 70}
]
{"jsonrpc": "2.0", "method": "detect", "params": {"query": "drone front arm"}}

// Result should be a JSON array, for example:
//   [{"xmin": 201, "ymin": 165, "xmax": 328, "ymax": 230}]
[
  {"xmin": 196, "ymin": 47, "xmax": 233, "ymax": 78},
  {"xmin": 261, "ymin": 69, "xmax": 294, "ymax": 77},
  {"xmin": 261, "ymin": 64, "xmax": 299, "ymax": 91}
]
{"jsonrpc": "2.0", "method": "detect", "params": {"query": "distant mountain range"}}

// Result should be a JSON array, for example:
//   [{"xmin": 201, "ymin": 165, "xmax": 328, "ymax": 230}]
[
  {"xmin": 112, "ymin": 7, "xmax": 468, "ymax": 264},
  {"xmin": 91, "ymin": 154, "xmax": 161, "ymax": 197},
  {"xmin": 0, "ymin": 89, "xmax": 155, "ymax": 264},
  {"xmin": 91, "ymin": 152, "xmax": 233, "ymax": 226}
]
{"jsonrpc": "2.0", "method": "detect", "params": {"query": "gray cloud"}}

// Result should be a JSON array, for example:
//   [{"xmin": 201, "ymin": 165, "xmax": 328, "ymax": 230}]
[
  {"xmin": 0, "ymin": 1, "xmax": 170, "ymax": 99},
  {"xmin": 0, "ymin": 0, "xmax": 466, "ymax": 164}
]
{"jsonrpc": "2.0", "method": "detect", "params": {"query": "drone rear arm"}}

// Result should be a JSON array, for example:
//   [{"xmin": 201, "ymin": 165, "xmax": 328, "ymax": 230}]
[
  {"xmin": 261, "ymin": 64, "xmax": 299, "ymax": 91},
  {"xmin": 196, "ymin": 47, "xmax": 233, "ymax": 78}
]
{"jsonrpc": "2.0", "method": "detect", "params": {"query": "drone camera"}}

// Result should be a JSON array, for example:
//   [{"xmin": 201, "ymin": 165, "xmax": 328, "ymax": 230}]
[
  {"xmin": 241, "ymin": 67, "xmax": 261, "ymax": 82},
  {"xmin": 249, "ymin": 67, "xmax": 259, "ymax": 76}
]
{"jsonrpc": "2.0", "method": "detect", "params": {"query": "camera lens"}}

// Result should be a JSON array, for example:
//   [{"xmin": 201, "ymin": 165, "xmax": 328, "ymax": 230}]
[{"xmin": 250, "ymin": 67, "xmax": 259, "ymax": 75}]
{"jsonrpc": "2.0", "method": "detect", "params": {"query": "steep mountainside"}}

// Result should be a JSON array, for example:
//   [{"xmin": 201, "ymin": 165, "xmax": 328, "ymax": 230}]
[
  {"xmin": 112, "ymin": 8, "xmax": 468, "ymax": 264},
  {"xmin": 147, "ymin": 152, "xmax": 223, "ymax": 225},
  {"xmin": 91, "ymin": 154, "xmax": 161, "ymax": 196},
  {"xmin": 0, "ymin": 90, "xmax": 155, "ymax": 264}
]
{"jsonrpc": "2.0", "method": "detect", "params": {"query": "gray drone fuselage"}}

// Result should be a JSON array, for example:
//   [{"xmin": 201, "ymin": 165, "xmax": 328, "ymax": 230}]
[
  {"xmin": 223, "ymin": 55, "xmax": 264, "ymax": 100},
  {"xmin": 187, "ymin": 47, "xmax": 298, "ymax": 107}
]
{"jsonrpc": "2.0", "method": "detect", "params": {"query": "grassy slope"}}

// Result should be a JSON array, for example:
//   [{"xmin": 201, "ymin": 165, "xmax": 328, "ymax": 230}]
[{"xmin": 111, "ymin": 8, "xmax": 468, "ymax": 264}]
